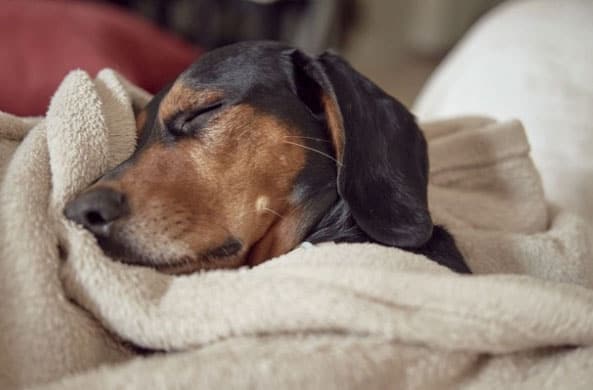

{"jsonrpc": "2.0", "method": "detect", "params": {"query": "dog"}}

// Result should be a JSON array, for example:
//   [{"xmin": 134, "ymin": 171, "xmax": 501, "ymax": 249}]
[{"xmin": 64, "ymin": 41, "xmax": 470, "ymax": 274}]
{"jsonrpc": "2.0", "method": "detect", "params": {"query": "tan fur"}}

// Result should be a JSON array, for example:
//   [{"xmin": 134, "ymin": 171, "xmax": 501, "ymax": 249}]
[
  {"xmin": 321, "ymin": 92, "xmax": 345, "ymax": 162},
  {"xmin": 135, "ymin": 109, "xmax": 147, "ymax": 138},
  {"xmin": 159, "ymin": 83, "xmax": 223, "ymax": 122},
  {"xmin": 247, "ymin": 207, "xmax": 304, "ymax": 266}
]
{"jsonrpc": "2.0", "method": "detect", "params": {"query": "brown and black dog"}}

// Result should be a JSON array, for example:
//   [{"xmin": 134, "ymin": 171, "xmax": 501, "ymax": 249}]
[{"xmin": 64, "ymin": 41, "xmax": 470, "ymax": 274}]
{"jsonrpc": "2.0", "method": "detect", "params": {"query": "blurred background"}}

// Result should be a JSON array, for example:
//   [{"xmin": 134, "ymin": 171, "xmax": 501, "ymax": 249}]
[
  {"xmin": 0, "ymin": 0, "xmax": 502, "ymax": 116},
  {"xmin": 106, "ymin": 0, "xmax": 503, "ymax": 105}
]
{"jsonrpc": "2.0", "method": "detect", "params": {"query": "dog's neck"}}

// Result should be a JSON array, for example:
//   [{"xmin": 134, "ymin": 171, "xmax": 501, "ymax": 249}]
[
  {"xmin": 303, "ymin": 195, "xmax": 471, "ymax": 274},
  {"xmin": 305, "ymin": 198, "xmax": 369, "ymax": 244}
]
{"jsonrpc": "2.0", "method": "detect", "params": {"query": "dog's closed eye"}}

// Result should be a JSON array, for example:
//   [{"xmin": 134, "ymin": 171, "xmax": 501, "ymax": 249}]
[{"xmin": 169, "ymin": 102, "xmax": 224, "ymax": 137}]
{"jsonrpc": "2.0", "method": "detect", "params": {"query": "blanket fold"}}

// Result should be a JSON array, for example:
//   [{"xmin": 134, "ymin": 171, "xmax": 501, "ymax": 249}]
[{"xmin": 1, "ymin": 69, "xmax": 592, "ymax": 389}]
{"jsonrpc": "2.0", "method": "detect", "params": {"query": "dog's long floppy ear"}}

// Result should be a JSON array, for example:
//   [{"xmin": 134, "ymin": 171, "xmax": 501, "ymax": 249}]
[{"xmin": 291, "ymin": 50, "xmax": 433, "ymax": 248}]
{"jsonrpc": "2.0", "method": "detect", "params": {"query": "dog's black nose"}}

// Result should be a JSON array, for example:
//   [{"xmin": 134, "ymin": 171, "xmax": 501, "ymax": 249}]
[{"xmin": 64, "ymin": 187, "xmax": 128, "ymax": 236}]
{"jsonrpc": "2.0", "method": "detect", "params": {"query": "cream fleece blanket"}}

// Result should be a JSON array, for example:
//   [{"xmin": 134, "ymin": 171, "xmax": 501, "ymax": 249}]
[{"xmin": 1, "ymin": 70, "xmax": 593, "ymax": 390}]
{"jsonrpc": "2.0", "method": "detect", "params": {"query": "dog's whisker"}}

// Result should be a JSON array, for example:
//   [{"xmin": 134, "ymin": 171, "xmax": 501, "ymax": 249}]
[
  {"xmin": 282, "ymin": 141, "xmax": 342, "ymax": 166},
  {"xmin": 235, "ymin": 124, "xmax": 252, "ymax": 140},
  {"xmin": 263, "ymin": 207, "xmax": 284, "ymax": 219},
  {"xmin": 236, "ymin": 207, "xmax": 283, "ymax": 221},
  {"xmin": 284, "ymin": 135, "xmax": 331, "ymax": 143}
]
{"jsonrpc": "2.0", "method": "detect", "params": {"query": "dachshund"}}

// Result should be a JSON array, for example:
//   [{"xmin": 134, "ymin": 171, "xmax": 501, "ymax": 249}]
[{"xmin": 64, "ymin": 41, "xmax": 470, "ymax": 274}]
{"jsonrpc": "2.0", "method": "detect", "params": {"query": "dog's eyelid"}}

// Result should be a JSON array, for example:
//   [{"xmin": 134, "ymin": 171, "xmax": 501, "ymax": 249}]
[
  {"xmin": 189, "ymin": 101, "xmax": 224, "ymax": 119},
  {"xmin": 169, "ymin": 101, "xmax": 224, "ymax": 137},
  {"xmin": 183, "ymin": 101, "xmax": 224, "ymax": 125},
  {"xmin": 186, "ymin": 102, "xmax": 223, "ymax": 128}
]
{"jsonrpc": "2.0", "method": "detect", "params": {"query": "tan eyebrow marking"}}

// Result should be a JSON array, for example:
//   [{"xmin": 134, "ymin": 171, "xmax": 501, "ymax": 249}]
[
  {"xmin": 159, "ymin": 82, "xmax": 224, "ymax": 123},
  {"xmin": 135, "ymin": 109, "xmax": 147, "ymax": 139}
]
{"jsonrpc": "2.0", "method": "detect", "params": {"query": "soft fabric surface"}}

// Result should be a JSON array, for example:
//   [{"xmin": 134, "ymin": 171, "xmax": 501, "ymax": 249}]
[
  {"xmin": 0, "ymin": 0, "xmax": 200, "ymax": 116},
  {"xmin": 414, "ymin": 0, "xmax": 593, "ymax": 235},
  {"xmin": 1, "ymin": 70, "xmax": 593, "ymax": 390}
]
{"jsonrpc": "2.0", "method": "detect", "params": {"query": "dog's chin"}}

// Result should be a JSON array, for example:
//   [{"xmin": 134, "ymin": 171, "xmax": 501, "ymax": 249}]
[
  {"xmin": 96, "ymin": 235, "xmax": 246, "ymax": 275},
  {"xmin": 96, "ymin": 236, "xmax": 164, "ymax": 267}
]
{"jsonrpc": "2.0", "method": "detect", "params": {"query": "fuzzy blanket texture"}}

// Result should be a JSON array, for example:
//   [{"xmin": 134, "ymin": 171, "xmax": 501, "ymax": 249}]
[{"xmin": 1, "ymin": 70, "xmax": 593, "ymax": 390}]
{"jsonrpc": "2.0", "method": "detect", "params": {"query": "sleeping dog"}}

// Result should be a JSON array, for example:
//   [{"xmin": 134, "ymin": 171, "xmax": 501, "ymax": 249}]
[{"xmin": 64, "ymin": 41, "xmax": 470, "ymax": 274}]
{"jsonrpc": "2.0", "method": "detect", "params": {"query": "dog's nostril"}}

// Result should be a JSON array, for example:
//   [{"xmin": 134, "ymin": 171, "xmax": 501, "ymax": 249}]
[{"xmin": 85, "ymin": 211, "xmax": 108, "ymax": 226}]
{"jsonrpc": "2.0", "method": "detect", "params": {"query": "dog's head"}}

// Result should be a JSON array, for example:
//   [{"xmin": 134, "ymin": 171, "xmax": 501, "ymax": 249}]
[{"xmin": 64, "ymin": 41, "xmax": 432, "ymax": 274}]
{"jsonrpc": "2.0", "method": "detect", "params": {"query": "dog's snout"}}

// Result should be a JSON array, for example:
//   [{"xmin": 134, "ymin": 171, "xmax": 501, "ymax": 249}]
[{"xmin": 64, "ymin": 187, "xmax": 128, "ymax": 236}]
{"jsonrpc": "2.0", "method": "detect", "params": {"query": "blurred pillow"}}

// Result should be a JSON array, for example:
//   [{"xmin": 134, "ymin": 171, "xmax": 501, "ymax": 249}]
[
  {"xmin": 414, "ymin": 0, "xmax": 593, "ymax": 230},
  {"xmin": 0, "ymin": 0, "xmax": 201, "ymax": 116}
]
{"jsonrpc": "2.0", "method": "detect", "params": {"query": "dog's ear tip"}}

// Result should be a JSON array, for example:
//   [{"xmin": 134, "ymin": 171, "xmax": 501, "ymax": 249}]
[
  {"xmin": 360, "ymin": 209, "xmax": 434, "ymax": 248},
  {"xmin": 398, "ymin": 223, "xmax": 434, "ymax": 248},
  {"xmin": 378, "ymin": 222, "xmax": 434, "ymax": 248}
]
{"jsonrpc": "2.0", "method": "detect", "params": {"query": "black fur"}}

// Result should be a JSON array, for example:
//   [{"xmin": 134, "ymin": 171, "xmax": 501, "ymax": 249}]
[{"xmin": 304, "ymin": 198, "xmax": 468, "ymax": 273}]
